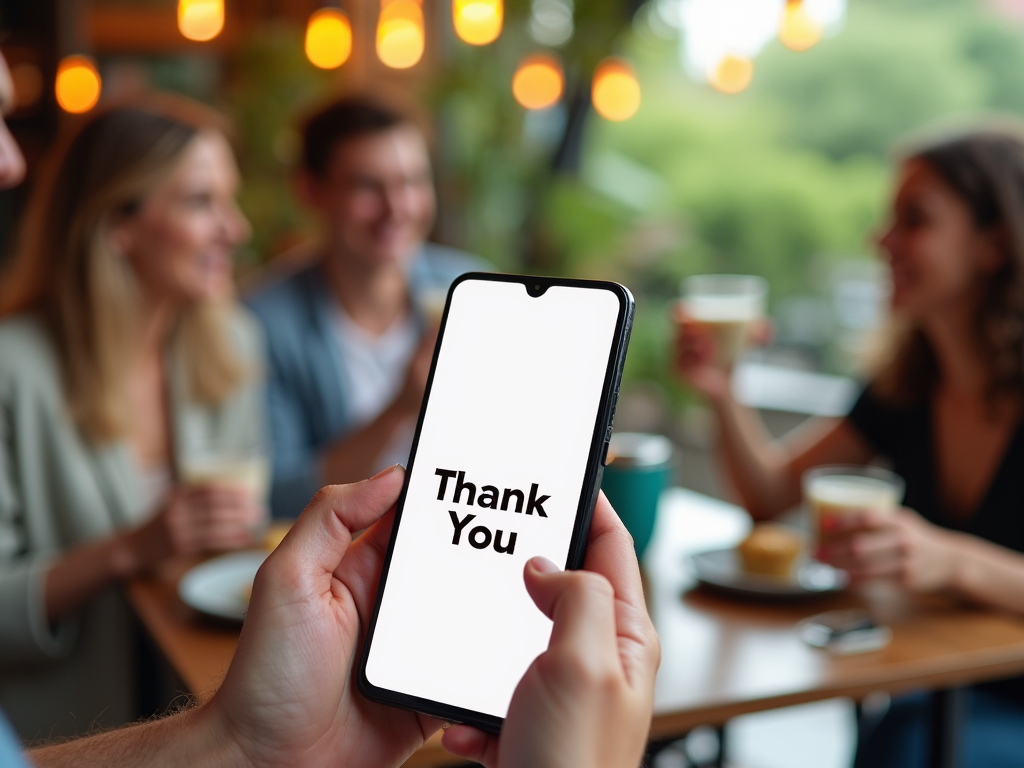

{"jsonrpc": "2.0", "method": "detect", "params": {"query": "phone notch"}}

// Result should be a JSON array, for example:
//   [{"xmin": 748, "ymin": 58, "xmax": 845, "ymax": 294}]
[{"xmin": 525, "ymin": 281, "xmax": 549, "ymax": 298}]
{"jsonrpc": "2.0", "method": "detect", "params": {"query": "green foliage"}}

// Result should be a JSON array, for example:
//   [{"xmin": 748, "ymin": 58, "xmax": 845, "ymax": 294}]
[
  {"xmin": 208, "ymin": 0, "xmax": 1024, "ymax": 399},
  {"xmin": 225, "ymin": 25, "xmax": 335, "ymax": 271},
  {"xmin": 754, "ymin": 1, "xmax": 986, "ymax": 160},
  {"xmin": 502, "ymin": 0, "xmax": 1024, "ymax": 394}
]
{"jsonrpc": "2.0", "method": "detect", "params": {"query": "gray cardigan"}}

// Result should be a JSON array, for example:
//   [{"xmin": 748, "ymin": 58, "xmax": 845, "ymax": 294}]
[{"xmin": 0, "ymin": 310, "xmax": 267, "ymax": 741}]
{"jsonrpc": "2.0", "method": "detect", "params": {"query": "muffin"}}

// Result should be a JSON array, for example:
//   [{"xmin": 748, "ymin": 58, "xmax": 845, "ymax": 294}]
[{"xmin": 737, "ymin": 523, "xmax": 803, "ymax": 578}]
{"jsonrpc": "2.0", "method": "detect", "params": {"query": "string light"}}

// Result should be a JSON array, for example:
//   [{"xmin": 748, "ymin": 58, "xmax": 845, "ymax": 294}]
[
  {"xmin": 178, "ymin": 0, "xmax": 224, "ymax": 42},
  {"xmin": 709, "ymin": 54, "xmax": 753, "ymax": 94},
  {"xmin": 11, "ymin": 62, "xmax": 44, "ymax": 110},
  {"xmin": 454, "ymin": 0, "xmax": 503, "ymax": 45},
  {"xmin": 512, "ymin": 53, "xmax": 564, "ymax": 110},
  {"xmin": 591, "ymin": 57, "xmax": 641, "ymax": 121},
  {"xmin": 306, "ymin": 8, "xmax": 353, "ymax": 69},
  {"xmin": 55, "ymin": 55, "xmax": 101, "ymax": 114},
  {"xmin": 377, "ymin": 0, "xmax": 425, "ymax": 69},
  {"xmin": 779, "ymin": 0, "xmax": 823, "ymax": 52}
]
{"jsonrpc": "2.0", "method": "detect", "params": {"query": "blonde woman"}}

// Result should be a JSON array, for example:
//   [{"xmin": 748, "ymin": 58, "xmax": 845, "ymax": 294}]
[
  {"xmin": 0, "ymin": 96, "xmax": 266, "ymax": 740},
  {"xmin": 675, "ymin": 128, "xmax": 1024, "ymax": 766}
]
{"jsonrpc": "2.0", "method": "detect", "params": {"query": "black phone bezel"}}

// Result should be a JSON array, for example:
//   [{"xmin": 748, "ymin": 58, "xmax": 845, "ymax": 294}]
[{"xmin": 356, "ymin": 272, "xmax": 635, "ymax": 734}]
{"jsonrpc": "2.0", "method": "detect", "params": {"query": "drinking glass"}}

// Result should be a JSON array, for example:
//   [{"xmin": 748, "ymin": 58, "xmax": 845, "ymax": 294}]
[
  {"xmin": 681, "ymin": 274, "xmax": 768, "ymax": 368},
  {"xmin": 803, "ymin": 465, "xmax": 905, "ymax": 544}
]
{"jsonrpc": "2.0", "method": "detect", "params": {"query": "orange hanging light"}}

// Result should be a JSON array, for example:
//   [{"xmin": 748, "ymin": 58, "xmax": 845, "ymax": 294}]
[
  {"xmin": 591, "ymin": 58, "xmax": 641, "ymax": 122},
  {"xmin": 709, "ymin": 55, "xmax": 754, "ymax": 94},
  {"xmin": 306, "ymin": 8, "xmax": 353, "ymax": 69},
  {"xmin": 512, "ymin": 53, "xmax": 564, "ymax": 110},
  {"xmin": 377, "ymin": 0, "xmax": 425, "ymax": 69},
  {"xmin": 55, "ymin": 55, "xmax": 101, "ymax": 114},
  {"xmin": 178, "ymin": 0, "xmax": 224, "ymax": 42},
  {"xmin": 453, "ymin": 0, "xmax": 503, "ymax": 46},
  {"xmin": 779, "ymin": 0, "xmax": 823, "ymax": 52}
]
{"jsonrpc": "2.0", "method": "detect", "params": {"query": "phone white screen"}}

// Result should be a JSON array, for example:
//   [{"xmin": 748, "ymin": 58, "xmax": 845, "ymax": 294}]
[{"xmin": 364, "ymin": 279, "xmax": 622, "ymax": 718}]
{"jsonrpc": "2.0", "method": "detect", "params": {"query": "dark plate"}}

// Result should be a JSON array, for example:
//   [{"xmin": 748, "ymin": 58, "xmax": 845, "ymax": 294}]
[{"xmin": 689, "ymin": 547, "xmax": 848, "ymax": 598}]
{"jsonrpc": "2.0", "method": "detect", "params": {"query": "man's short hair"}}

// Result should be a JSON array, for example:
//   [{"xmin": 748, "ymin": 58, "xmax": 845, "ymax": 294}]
[{"xmin": 300, "ymin": 95, "xmax": 414, "ymax": 178}]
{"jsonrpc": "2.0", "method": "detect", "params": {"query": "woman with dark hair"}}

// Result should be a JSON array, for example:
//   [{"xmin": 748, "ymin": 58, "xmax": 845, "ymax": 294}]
[
  {"xmin": 0, "ymin": 95, "xmax": 266, "ymax": 740},
  {"xmin": 675, "ymin": 127, "xmax": 1024, "ymax": 766}
]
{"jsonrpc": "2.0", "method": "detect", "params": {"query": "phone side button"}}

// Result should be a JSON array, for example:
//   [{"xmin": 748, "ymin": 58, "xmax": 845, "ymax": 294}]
[{"xmin": 601, "ymin": 425, "xmax": 613, "ymax": 466}]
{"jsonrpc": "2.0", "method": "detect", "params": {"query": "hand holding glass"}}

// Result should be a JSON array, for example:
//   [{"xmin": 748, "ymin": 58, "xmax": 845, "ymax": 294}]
[
  {"xmin": 680, "ymin": 274, "xmax": 767, "ymax": 369},
  {"xmin": 804, "ymin": 465, "xmax": 905, "ymax": 545}
]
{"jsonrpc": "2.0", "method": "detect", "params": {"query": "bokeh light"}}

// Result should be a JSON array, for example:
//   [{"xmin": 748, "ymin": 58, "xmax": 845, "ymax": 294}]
[
  {"xmin": 377, "ymin": 0, "xmax": 426, "ymax": 69},
  {"xmin": 529, "ymin": 0, "xmax": 574, "ymax": 46},
  {"xmin": 55, "ymin": 55, "xmax": 102, "ymax": 114},
  {"xmin": 11, "ymin": 62, "xmax": 44, "ymax": 110},
  {"xmin": 512, "ymin": 53, "xmax": 564, "ymax": 110},
  {"xmin": 305, "ymin": 8, "xmax": 353, "ymax": 69},
  {"xmin": 779, "ymin": 0, "xmax": 824, "ymax": 51},
  {"xmin": 708, "ymin": 54, "xmax": 754, "ymax": 94},
  {"xmin": 679, "ymin": 0, "xmax": 845, "ymax": 83},
  {"xmin": 591, "ymin": 58, "xmax": 641, "ymax": 122},
  {"xmin": 454, "ymin": 0, "xmax": 503, "ymax": 46},
  {"xmin": 178, "ymin": 0, "xmax": 225, "ymax": 42}
]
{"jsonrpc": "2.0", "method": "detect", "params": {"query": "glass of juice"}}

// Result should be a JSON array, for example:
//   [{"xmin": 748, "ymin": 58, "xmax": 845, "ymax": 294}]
[
  {"xmin": 681, "ymin": 274, "xmax": 768, "ymax": 368},
  {"xmin": 803, "ymin": 465, "xmax": 905, "ymax": 544}
]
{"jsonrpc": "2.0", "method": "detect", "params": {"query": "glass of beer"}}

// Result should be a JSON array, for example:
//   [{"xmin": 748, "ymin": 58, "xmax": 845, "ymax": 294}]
[
  {"xmin": 681, "ymin": 274, "xmax": 768, "ymax": 368},
  {"xmin": 803, "ymin": 465, "xmax": 905, "ymax": 544},
  {"xmin": 179, "ymin": 451, "xmax": 271, "ymax": 501}
]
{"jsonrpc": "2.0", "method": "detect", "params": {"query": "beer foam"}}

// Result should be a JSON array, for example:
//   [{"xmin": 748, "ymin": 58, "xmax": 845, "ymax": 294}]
[{"xmin": 808, "ymin": 475, "xmax": 896, "ymax": 508}]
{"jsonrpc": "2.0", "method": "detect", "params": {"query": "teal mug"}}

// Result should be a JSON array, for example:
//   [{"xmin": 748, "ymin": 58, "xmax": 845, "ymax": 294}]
[{"xmin": 600, "ymin": 433, "xmax": 673, "ymax": 560}]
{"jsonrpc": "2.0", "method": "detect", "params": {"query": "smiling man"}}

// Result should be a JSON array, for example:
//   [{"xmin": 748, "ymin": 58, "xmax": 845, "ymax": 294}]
[{"xmin": 246, "ymin": 96, "xmax": 488, "ymax": 518}]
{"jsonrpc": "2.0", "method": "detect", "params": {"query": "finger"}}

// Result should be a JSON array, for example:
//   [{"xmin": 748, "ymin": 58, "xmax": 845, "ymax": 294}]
[
  {"xmin": 272, "ymin": 465, "xmax": 405, "ymax": 577},
  {"xmin": 582, "ymin": 492, "xmax": 661, "ymax": 684},
  {"xmin": 524, "ymin": 558, "xmax": 619, "ymax": 664},
  {"xmin": 182, "ymin": 485, "xmax": 249, "ymax": 506},
  {"xmin": 753, "ymin": 317, "xmax": 775, "ymax": 346},
  {"xmin": 197, "ymin": 527, "xmax": 254, "ymax": 551},
  {"xmin": 441, "ymin": 725, "xmax": 498, "ymax": 767},
  {"xmin": 188, "ymin": 501, "xmax": 258, "ymax": 528},
  {"xmin": 335, "ymin": 504, "xmax": 399, "ymax": 621},
  {"xmin": 846, "ymin": 559, "xmax": 903, "ymax": 581},
  {"xmin": 820, "ymin": 530, "xmax": 902, "ymax": 570},
  {"xmin": 825, "ymin": 510, "xmax": 892, "ymax": 533},
  {"xmin": 583, "ymin": 492, "xmax": 646, "ymax": 612}
]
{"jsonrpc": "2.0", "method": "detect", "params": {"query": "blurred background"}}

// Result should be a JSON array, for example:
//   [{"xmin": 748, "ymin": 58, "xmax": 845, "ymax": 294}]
[
  {"xmin": 4, "ymin": 0, "xmax": 1024, "ymax": 497},
  {"xmin": 7, "ymin": 3, "xmax": 1024, "ymax": 766}
]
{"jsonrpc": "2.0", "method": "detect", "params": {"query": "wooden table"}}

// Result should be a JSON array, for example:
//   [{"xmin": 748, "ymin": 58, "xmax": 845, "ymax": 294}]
[{"xmin": 126, "ymin": 488, "xmax": 1024, "ymax": 768}]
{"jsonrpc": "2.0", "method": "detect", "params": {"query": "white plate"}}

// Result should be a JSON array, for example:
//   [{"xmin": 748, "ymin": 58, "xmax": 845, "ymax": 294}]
[
  {"xmin": 178, "ymin": 550, "xmax": 268, "ymax": 622},
  {"xmin": 689, "ymin": 547, "xmax": 848, "ymax": 598}
]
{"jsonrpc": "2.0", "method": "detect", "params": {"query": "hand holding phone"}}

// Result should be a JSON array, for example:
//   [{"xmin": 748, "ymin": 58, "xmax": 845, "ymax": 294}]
[
  {"xmin": 359, "ymin": 274, "xmax": 634, "ymax": 731},
  {"xmin": 441, "ymin": 491, "xmax": 660, "ymax": 768}
]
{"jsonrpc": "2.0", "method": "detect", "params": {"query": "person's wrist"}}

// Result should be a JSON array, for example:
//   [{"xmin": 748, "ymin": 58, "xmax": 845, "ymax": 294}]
[
  {"xmin": 108, "ymin": 529, "xmax": 144, "ymax": 580},
  {"xmin": 942, "ymin": 531, "xmax": 975, "ymax": 594},
  {"xmin": 706, "ymin": 378, "xmax": 735, "ymax": 410},
  {"xmin": 183, "ymin": 700, "xmax": 252, "ymax": 768}
]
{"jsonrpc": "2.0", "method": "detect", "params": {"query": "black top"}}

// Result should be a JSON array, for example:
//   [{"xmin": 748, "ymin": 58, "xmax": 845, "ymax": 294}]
[
  {"xmin": 848, "ymin": 387, "xmax": 1024, "ymax": 552},
  {"xmin": 847, "ymin": 386, "xmax": 1024, "ymax": 702}
]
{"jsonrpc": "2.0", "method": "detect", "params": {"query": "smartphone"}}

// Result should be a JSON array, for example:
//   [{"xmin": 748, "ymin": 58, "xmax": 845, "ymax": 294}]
[
  {"xmin": 799, "ymin": 610, "xmax": 892, "ymax": 655},
  {"xmin": 357, "ymin": 272, "xmax": 634, "ymax": 732}
]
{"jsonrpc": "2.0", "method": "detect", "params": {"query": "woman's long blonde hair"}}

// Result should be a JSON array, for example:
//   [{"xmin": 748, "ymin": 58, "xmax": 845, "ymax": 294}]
[
  {"xmin": 0, "ymin": 94, "xmax": 245, "ymax": 444},
  {"xmin": 872, "ymin": 127, "xmax": 1024, "ymax": 406}
]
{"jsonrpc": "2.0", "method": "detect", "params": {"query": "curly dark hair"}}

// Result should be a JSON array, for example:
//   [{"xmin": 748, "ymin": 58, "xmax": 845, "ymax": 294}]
[{"xmin": 873, "ymin": 126, "xmax": 1024, "ymax": 406}]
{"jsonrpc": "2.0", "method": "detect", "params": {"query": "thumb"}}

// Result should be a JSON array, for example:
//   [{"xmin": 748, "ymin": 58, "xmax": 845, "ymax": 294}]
[
  {"xmin": 271, "ymin": 465, "xmax": 406, "ymax": 573},
  {"xmin": 523, "ymin": 557, "xmax": 619, "ymax": 659}
]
